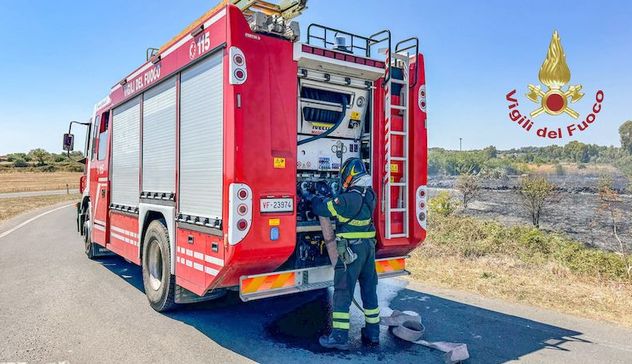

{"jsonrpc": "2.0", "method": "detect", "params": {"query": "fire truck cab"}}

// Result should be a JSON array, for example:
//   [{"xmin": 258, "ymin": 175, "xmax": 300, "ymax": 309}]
[{"xmin": 64, "ymin": 0, "xmax": 428, "ymax": 310}]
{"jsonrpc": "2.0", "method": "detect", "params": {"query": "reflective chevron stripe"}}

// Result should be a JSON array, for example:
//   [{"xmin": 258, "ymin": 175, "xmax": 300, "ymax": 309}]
[
  {"xmin": 241, "ymin": 272, "xmax": 296, "ymax": 294},
  {"xmin": 375, "ymin": 258, "xmax": 405, "ymax": 274}
]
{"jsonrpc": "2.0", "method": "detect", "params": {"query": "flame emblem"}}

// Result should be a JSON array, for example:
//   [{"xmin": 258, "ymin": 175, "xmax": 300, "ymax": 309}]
[{"xmin": 526, "ymin": 31, "xmax": 584, "ymax": 118}]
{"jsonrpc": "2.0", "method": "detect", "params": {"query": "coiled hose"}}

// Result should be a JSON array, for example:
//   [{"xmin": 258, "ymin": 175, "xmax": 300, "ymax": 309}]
[{"xmin": 297, "ymin": 95, "xmax": 348, "ymax": 146}]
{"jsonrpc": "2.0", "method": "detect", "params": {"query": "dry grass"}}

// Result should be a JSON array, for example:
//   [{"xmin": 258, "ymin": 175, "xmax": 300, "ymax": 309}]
[
  {"xmin": 0, "ymin": 171, "xmax": 82, "ymax": 193},
  {"xmin": 0, "ymin": 194, "xmax": 80, "ymax": 222},
  {"xmin": 529, "ymin": 163, "xmax": 619, "ymax": 175},
  {"xmin": 409, "ymin": 214, "xmax": 632, "ymax": 328}
]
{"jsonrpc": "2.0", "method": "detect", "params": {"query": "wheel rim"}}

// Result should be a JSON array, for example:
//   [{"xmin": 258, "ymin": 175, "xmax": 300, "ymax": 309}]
[{"xmin": 147, "ymin": 240, "xmax": 163, "ymax": 291}]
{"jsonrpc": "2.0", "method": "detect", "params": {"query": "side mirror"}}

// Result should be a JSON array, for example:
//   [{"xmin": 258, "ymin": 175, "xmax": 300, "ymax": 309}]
[{"xmin": 63, "ymin": 133, "xmax": 75, "ymax": 152}]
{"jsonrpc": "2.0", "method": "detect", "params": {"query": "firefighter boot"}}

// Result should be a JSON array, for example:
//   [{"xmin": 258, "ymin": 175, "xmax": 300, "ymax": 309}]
[
  {"xmin": 319, "ymin": 334, "xmax": 350, "ymax": 351},
  {"xmin": 361, "ymin": 327, "xmax": 380, "ymax": 346}
]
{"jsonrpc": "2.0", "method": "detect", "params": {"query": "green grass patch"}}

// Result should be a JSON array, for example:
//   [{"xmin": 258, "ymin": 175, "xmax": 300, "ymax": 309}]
[{"xmin": 427, "ymin": 213, "xmax": 632, "ymax": 282}]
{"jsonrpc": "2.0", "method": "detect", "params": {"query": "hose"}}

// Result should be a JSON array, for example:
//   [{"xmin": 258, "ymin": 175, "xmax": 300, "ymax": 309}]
[{"xmin": 297, "ymin": 95, "xmax": 348, "ymax": 146}]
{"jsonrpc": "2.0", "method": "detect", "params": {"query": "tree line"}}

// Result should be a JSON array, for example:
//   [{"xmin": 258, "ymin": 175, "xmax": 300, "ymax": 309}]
[
  {"xmin": 430, "ymin": 120, "xmax": 632, "ymax": 177},
  {"xmin": 2, "ymin": 149, "xmax": 84, "ymax": 172}
]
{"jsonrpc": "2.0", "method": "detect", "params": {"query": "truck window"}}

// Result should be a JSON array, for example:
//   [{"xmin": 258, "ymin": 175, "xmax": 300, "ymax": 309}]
[
  {"xmin": 97, "ymin": 113, "xmax": 109, "ymax": 161},
  {"xmin": 91, "ymin": 115, "xmax": 100, "ymax": 160}
]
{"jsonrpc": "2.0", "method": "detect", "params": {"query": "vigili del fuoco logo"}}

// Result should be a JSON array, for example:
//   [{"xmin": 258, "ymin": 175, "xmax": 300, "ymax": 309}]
[{"xmin": 506, "ymin": 31, "xmax": 604, "ymax": 139}]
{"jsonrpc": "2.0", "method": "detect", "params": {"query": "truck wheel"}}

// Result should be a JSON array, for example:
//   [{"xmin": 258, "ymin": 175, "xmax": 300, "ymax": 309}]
[
  {"xmin": 142, "ymin": 220, "xmax": 176, "ymax": 312},
  {"xmin": 84, "ymin": 221, "xmax": 97, "ymax": 260}
]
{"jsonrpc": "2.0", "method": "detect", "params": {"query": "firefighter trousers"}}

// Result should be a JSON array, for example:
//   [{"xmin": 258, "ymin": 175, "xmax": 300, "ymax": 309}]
[{"xmin": 331, "ymin": 238, "xmax": 380, "ymax": 342}]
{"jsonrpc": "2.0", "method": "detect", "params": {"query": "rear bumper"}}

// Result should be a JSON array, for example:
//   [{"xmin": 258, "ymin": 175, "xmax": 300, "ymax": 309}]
[{"xmin": 239, "ymin": 256, "xmax": 409, "ymax": 302}]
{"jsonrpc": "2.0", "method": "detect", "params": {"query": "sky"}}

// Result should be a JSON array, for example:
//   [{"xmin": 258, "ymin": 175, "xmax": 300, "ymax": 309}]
[{"xmin": 0, "ymin": 0, "xmax": 630, "ymax": 154}]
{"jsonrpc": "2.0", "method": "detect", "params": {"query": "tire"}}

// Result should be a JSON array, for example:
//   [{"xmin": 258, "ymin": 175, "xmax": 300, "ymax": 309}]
[
  {"xmin": 142, "ymin": 220, "xmax": 176, "ymax": 312},
  {"xmin": 84, "ymin": 220, "xmax": 97, "ymax": 260},
  {"xmin": 76, "ymin": 203, "xmax": 81, "ymax": 233}
]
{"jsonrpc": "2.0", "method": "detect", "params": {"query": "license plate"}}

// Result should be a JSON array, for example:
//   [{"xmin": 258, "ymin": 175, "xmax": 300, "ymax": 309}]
[{"xmin": 260, "ymin": 198, "xmax": 294, "ymax": 213}]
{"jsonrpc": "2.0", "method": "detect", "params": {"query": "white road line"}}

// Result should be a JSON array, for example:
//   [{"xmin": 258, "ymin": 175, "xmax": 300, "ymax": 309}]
[{"xmin": 0, "ymin": 204, "xmax": 74, "ymax": 239}]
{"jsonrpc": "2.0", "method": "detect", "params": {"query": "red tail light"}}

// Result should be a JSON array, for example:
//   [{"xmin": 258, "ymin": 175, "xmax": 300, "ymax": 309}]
[
  {"xmin": 229, "ymin": 183, "xmax": 253, "ymax": 245},
  {"xmin": 416, "ymin": 186, "xmax": 428, "ymax": 229}
]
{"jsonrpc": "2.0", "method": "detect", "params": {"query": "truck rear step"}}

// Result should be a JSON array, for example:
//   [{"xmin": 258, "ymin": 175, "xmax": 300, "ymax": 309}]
[{"xmin": 239, "ymin": 256, "xmax": 409, "ymax": 301}]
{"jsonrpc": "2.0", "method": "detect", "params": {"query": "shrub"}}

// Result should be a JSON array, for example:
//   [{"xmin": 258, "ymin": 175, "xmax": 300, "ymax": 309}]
[
  {"xmin": 13, "ymin": 159, "xmax": 28, "ymax": 168},
  {"xmin": 64, "ymin": 164, "xmax": 84, "ymax": 173},
  {"xmin": 518, "ymin": 228, "xmax": 552, "ymax": 255},
  {"xmin": 428, "ymin": 191, "xmax": 458, "ymax": 217},
  {"xmin": 36, "ymin": 164, "xmax": 57, "ymax": 172},
  {"xmin": 426, "ymin": 213, "xmax": 632, "ymax": 281},
  {"xmin": 52, "ymin": 154, "xmax": 67, "ymax": 163}
]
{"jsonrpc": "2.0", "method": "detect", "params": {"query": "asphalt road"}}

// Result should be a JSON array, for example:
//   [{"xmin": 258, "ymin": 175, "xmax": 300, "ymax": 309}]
[{"xmin": 1, "ymin": 204, "xmax": 631, "ymax": 363}]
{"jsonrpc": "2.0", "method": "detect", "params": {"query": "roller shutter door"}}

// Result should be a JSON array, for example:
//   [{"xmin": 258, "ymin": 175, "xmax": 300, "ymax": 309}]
[
  {"xmin": 179, "ymin": 52, "xmax": 224, "ymax": 220},
  {"xmin": 142, "ymin": 77, "xmax": 176, "ymax": 195},
  {"xmin": 111, "ymin": 97, "xmax": 141, "ymax": 208}
]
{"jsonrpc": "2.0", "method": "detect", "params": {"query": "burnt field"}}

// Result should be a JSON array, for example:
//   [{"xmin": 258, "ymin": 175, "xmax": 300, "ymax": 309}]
[{"xmin": 428, "ymin": 173, "xmax": 631, "ymax": 252}]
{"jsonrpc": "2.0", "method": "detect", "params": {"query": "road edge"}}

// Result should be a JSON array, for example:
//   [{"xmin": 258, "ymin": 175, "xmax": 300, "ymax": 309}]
[
  {"xmin": 401, "ymin": 278, "xmax": 632, "ymax": 350},
  {"xmin": 0, "ymin": 200, "xmax": 78, "ymax": 238}
]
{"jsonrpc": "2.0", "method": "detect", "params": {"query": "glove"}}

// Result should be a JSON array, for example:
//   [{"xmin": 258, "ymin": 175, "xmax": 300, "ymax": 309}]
[{"xmin": 301, "ymin": 191, "xmax": 315, "ymax": 202}]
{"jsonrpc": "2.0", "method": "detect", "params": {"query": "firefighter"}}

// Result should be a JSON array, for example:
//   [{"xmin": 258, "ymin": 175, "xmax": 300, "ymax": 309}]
[{"xmin": 304, "ymin": 157, "xmax": 380, "ymax": 350}]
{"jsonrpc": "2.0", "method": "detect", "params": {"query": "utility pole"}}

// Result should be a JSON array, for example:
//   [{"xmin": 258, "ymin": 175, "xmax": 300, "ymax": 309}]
[{"xmin": 459, "ymin": 138, "xmax": 462, "ymax": 152}]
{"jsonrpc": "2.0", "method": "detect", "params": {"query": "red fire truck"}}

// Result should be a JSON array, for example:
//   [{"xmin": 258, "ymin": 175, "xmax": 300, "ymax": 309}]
[{"xmin": 63, "ymin": 0, "xmax": 428, "ymax": 311}]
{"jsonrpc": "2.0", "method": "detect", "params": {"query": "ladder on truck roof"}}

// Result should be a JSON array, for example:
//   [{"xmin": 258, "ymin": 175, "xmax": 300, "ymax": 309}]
[{"xmin": 383, "ymin": 38, "xmax": 419, "ymax": 240}]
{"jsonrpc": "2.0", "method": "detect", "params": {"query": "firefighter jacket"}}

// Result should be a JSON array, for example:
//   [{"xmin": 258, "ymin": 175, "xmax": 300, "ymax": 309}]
[{"xmin": 311, "ymin": 186, "xmax": 377, "ymax": 239}]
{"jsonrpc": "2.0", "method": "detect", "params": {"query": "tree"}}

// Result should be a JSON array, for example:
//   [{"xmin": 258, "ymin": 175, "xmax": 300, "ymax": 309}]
[
  {"xmin": 563, "ymin": 141, "xmax": 590, "ymax": 163},
  {"xmin": 518, "ymin": 176, "xmax": 557, "ymax": 228},
  {"xmin": 27, "ymin": 148, "xmax": 50, "ymax": 166},
  {"xmin": 597, "ymin": 175, "xmax": 631, "ymax": 279},
  {"xmin": 455, "ymin": 173, "xmax": 480, "ymax": 209},
  {"xmin": 483, "ymin": 145, "xmax": 497, "ymax": 159},
  {"xmin": 620, "ymin": 120, "xmax": 632, "ymax": 155}
]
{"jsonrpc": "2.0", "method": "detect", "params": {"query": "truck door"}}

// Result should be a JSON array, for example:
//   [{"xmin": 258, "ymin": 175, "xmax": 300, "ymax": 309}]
[{"xmin": 90, "ymin": 111, "xmax": 111, "ymax": 246}]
